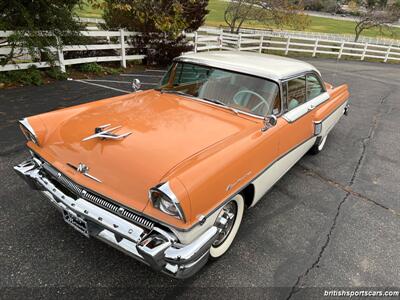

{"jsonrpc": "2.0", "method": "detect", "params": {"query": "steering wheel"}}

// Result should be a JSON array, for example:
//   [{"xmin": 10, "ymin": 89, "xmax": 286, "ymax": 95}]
[{"xmin": 233, "ymin": 90, "xmax": 270, "ymax": 114}]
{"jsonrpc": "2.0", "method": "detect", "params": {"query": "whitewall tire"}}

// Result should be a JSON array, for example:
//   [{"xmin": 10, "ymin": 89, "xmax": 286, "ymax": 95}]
[
  {"xmin": 309, "ymin": 135, "xmax": 327, "ymax": 155},
  {"xmin": 210, "ymin": 194, "xmax": 244, "ymax": 258}
]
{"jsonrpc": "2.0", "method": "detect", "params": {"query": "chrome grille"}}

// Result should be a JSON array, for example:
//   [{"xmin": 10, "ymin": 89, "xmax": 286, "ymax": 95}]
[{"xmin": 41, "ymin": 162, "xmax": 154, "ymax": 230}]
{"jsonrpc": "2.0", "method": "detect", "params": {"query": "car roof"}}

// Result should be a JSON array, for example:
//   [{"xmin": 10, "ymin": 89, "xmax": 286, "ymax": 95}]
[{"xmin": 177, "ymin": 51, "xmax": 320, "ymax": 82}]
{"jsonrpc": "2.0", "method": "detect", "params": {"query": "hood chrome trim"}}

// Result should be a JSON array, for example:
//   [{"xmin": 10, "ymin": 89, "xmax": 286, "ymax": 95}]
[
  {"xmin": 67, "ymin": 162, "xmax": 102, "ymax": 183},
  {"xmin": 82, "ymin": 124, "xmax": 132, "ymax": 142}
]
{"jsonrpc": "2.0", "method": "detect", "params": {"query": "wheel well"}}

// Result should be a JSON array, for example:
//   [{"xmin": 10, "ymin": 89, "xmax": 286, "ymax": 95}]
[{"xmin": 240, "ymin": 184, "xmax": 255, "ymax": 208}]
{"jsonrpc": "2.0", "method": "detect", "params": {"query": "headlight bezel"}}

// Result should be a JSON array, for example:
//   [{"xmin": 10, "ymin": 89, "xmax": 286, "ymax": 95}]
[
  {"xmin": 19, "ymin": 118, "xmax": 39, "ymax": 146},
  {"xmin": 149, "ymin": 182, "xmax": 186, "ymax": 222}
]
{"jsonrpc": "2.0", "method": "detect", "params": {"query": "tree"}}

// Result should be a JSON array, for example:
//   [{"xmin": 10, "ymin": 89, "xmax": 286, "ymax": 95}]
[
  {"xmin": 224, "ymin": 0, "xmax": 310, "ymax": 33},
  {"xmin": 304, "ymin": 0, "xmax": 338, "ymax": 12},
  {"xmin": 101, "ymin": 0, "xmax": 209, "ymax": 65},
  {"xmin": 354, "ymin": 0, "xmax": 400, "ymax": 41},
  {"xmin": 0, "ymin": 0, "xmax": 84, "ymax": 66}
]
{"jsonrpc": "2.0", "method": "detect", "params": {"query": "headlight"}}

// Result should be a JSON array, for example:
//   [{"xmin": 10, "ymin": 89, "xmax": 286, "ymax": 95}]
[
  {"xmin": 149, "ymin": 182, "xmax": 186, "ymax": 222},
  {"xmin": 19, "ymin": 118, "xmax": 39, "ymax": 146}
]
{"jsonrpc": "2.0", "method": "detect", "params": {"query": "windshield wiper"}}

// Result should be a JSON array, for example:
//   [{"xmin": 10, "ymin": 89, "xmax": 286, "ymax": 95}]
[
  {"xmin": 157, "ymin": 89, "xmax": 240, "ymax": 116},
  {"xmin": 202, "ymin": 97, "xmax": 239, "ymax": 116},
  {"xmin": 157, "ymin": 88, "xmax": 193, "ymax": 98}
]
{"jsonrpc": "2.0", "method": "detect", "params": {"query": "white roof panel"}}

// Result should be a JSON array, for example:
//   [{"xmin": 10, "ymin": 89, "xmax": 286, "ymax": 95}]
[{"xmin": 177, "ymin": 51, "xmax": 320, "ymax": 82}]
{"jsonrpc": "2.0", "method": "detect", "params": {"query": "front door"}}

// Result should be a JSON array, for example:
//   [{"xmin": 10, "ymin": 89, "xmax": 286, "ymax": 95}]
[{"xmin": 276, "ymin": 74, "xmax": 328, "ymax": 177}]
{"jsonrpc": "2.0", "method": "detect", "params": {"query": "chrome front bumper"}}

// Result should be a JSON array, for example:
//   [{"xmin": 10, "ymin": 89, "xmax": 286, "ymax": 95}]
[{"xmin": 14, "ymin": 158, "xmax": 222, "ymax": 279}]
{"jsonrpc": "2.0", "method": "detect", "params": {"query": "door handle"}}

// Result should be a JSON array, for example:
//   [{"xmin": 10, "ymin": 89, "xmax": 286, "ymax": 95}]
[{"xmin": 308, "ymin": 104, "xmax": 315, "ymax": 111}]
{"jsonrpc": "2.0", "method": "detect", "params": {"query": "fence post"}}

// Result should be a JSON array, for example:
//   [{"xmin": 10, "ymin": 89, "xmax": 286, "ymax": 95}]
[
  {"xmin": 219, "ymin": 28, "xmax": 223, "ymax": 51},
  {"xmin": 259, "ymin": 35, "xmax": 264, "ymax": 53},
  {"xmin": 361, "ymin": 42, "xmax": 368, "ymax": 61},
  {"xmin": 384, "ymin": 45, "xmax": 392, "ymax": 63},
  {"xmin": 56, "ymin": 37, "xmax": 65, "ymax": 73},
  {"xmin": 119, "ymin": 29, "xmax": 126, "ymax": 68},
  {"xmin": 313, "ymin": 39, "xmax": 319, "ymax": 57},
  {"xmin": 237, "ymin": 33, "xmax": 242, "ymax": 50},
  {"xmin": 194, "ymin": 32, "xmax": 198, "ymax": 53},
  {"xmin": 338, "ymin": 41, "xmax": 344, "ymax": 59},
  {"xmin": 285, "ymin": 37, "xmax": 291, "ymax": 55}
]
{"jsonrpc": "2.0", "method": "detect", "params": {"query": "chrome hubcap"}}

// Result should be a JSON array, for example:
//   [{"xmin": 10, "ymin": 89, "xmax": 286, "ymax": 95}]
[{"xmin": 213, "ymin": 201, "xmax": 237, "ymax": 247}]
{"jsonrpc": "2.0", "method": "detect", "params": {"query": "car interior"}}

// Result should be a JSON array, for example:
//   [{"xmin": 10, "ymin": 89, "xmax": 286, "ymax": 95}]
[
  {"xmin": 165, "ymin": 63, "xmax": 281, "ymax": 116},
  {"xmin": 286, "ymin": 74, "xmax": 325, "ymax": 111}
]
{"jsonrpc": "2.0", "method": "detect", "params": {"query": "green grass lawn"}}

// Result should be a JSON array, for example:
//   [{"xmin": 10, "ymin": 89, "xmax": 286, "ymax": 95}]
[
  {"xmin": 75, "ymin": 0, "xmax": 400, "ymax": 40},
  {"xmin": 74, "ymin": 1, "xmax": 103, "ymax": 18}
]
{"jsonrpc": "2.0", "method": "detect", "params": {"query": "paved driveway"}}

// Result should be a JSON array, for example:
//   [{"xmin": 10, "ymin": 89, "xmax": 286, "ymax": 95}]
[{"xmin": 0, "ymin": 59, "xmax": 399, "ymax": 299}]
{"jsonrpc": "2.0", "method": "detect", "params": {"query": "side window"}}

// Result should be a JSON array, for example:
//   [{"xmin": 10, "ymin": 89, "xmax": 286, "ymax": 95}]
[
  {"xmin": 287, "ymin": 76, "xmax": 306, "ymax": 111},
  {"xmin": 306, "ymin": 74, "xmax": 324, "ymax": 100}
]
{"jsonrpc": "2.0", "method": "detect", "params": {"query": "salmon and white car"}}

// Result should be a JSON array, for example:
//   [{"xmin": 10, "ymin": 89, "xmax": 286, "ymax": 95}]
[{"xmin": 14, "ymin": 51, "xmax": 349, "ymax": 278}]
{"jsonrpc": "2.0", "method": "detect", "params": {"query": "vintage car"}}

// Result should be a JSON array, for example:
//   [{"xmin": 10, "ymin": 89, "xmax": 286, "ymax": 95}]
[{"xmin": 14, "ymin": 51, "xmax": 349, "ymax": 278}]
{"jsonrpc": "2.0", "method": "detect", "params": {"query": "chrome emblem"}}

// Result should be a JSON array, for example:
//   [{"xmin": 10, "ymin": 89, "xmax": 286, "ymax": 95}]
[
  {"xmin": 67, "ymin": 162, "xmax": 102, "ymax": 183},
  {"xmin": 226, "ymin": 171, "xmax": 252, "ymax": 192},
  {"xmin": 82, "ymin": 124, "xmax": 132, "ymax": 142},
  {"xmin": 77, "ymin": 163, "xmax": 89, "ymax": 174}
]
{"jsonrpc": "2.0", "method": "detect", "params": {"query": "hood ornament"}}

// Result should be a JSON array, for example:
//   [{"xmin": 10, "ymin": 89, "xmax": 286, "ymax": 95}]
[
  {"xmin": 67, "ymin": 162, "xmax": 102, "ymax": 183},
  {"xmin": 82, "ymin": 124, "xmax": 132, "ymax": 142}
]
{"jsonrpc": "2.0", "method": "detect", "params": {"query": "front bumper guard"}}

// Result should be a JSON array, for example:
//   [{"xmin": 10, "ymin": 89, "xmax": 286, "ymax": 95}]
[{"xmin": 14, "ymin": 158, "xmax": 221, "ymax": 279}]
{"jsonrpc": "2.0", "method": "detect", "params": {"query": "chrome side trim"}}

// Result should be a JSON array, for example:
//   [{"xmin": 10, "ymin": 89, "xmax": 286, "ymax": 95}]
[{"xmin": 283, "ymin": 92, "xmax": 330, "ymax": 123}]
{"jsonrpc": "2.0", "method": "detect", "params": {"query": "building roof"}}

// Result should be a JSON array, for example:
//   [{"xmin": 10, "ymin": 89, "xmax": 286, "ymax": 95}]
[{"xmin": 177, "ymin": 51, "xmax": 320, "ymax": 82}]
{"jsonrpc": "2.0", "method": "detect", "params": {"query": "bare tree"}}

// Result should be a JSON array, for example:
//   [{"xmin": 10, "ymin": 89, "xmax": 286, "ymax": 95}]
[
  {"xmin": 354, "ymin": 1, "xmax": 400, "ymax": 42},
  {"xmin": 224, "ymin": 0, "xmax": 310, "ymax": 33}
]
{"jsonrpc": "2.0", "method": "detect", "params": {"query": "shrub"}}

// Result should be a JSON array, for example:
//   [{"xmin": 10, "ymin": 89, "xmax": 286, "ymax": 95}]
[
  {"xmin": 79, "ymin": 62, "xmax": 104, "ymax": 74},
  {"xmin": 103, "ymin": 66, "xmax": 121, "ymax": 75},
  {"xmin": 46, "ymin": 67, "xmax": 68, "ymax": 80},
  {"xmin": 6, "ymin": 66, "xmax": 43, "ymax": 85}
]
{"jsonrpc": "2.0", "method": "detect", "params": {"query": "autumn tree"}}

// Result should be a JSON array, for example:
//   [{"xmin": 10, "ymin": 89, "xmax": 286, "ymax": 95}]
[
  {"xmin": 0, "ymin": 0, "xmax": 84, "ymax": 65},
  {"xmin": 101, "ymin": 0, "xmax": 209, "ymax": 65},
  {"xmin": 224, "ymin": 0, "xmax": 310, "ymax": 33},
  {"xmin": 354, "ymin": 0, "xmax": 400, "ymax": 41}
]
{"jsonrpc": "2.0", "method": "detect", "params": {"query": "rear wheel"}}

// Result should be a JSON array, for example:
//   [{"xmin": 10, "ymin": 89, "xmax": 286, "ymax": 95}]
[
  {"xmin": 309, "ymin": 135, "xmax": 327, "ymax": 155},
  {"xmin": 210, "ymin": 194, "xmax": 244, "ymax": 258}
]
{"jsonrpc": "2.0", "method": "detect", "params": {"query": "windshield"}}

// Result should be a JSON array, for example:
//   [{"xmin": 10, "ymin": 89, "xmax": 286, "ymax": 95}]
[{"xmin": 159, "ymin": 62, "xmax": 281, "ymax": 117}]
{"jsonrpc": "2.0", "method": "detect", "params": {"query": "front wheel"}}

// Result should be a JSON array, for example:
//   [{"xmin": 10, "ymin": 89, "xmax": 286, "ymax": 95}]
[
  {"xmin": 210, "ymin": 194, "xmax": 244, "ymax": 258},
  {"xmin": 309, "ymin": 135, "xmax": 327, "ymax": 155}
]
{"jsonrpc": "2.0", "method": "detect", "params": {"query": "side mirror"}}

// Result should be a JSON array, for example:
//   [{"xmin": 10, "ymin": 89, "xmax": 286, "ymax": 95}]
[
  {"xmin": 132, "ymin": 78, "xmax": 141, "ymax": 92},
  {"xmin": 261, "ymin": 115, "xmax": 277, "ymax": 132}
]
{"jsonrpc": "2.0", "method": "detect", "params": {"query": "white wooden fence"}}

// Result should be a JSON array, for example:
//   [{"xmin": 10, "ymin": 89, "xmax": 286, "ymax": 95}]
[
  {"xmin": 0, "ymin": 29, "xmax": 145, "ymax": 72},
  {"xmin": 1, "ymin": 27, "xmax": 399, "ymax": 73},
  {"xmin": 191, "ymin": 28, "xmax": 400, "ymax": 63},
  {"xmin": 199, "ymin": 26, "xmax": 400, "ymax": 48}
]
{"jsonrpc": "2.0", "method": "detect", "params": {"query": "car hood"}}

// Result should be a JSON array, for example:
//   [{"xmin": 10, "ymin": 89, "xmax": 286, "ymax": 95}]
[{"xmin": 34, "ymin": 90, "xmax": 255, "ymax": 212}]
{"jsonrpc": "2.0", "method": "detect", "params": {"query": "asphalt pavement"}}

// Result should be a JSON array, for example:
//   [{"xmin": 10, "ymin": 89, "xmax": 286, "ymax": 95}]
[{"xmin": 0, "ymin": 59, "xmax": 399, "ymax": 299}]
